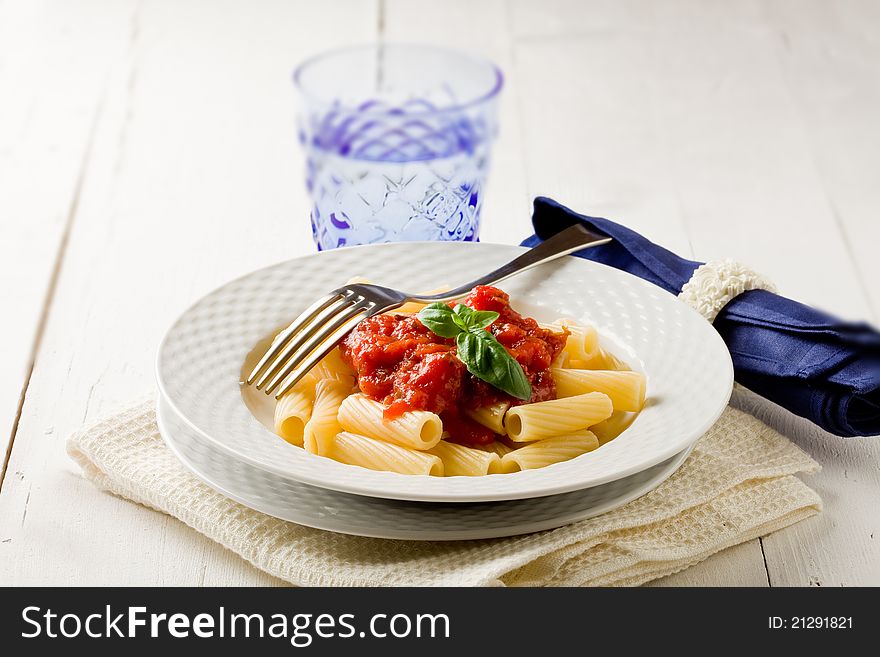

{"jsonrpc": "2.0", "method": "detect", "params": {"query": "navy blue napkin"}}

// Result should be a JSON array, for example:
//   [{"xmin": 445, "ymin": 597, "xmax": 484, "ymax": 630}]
[{"xmin": 521, "ymin": 197, "xmax": 880, "ymax": 437}]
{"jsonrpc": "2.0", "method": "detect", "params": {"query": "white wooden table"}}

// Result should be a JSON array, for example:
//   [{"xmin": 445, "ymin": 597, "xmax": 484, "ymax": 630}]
[{"xmin": 2, "ymin": 0, "xmax": 878, "ymax": 586}]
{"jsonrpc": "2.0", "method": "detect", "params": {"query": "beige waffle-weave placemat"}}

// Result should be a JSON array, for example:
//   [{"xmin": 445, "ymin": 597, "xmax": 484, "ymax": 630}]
[{"xmin": 68, "ymin": 401, "xmax": 820, "ymax": 586}]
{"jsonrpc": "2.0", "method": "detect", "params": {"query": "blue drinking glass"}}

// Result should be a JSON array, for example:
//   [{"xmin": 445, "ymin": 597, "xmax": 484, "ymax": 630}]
[{"xmin": 294, "ymin": 44, "xmax": 503, "ymax": 250}]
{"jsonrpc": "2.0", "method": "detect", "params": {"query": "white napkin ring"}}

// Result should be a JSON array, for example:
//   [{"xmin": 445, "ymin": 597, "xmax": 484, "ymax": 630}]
[{"xmin": 678, "ymin": 258, "xmax": 777, "ymax": 322}]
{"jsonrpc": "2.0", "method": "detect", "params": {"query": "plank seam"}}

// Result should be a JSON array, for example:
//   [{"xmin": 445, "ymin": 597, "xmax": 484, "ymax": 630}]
[
  {"xmin": 0, "ymin": 93, "xmax": 105, "ymax": 493},
  {"xmin": 823, "ymin": 199, "xmax": 878, "ymax": 322},
  {"xmin": 505, "ymin": 1, "xmax": 534, "ymax": 205},
  {"xmin": 378, "ymin": 0, "xmax": 385, "ymax": 37},
  {"xmin": 759, "ymin": 537, "xmax": 772, "ymax": 587},
  {"xmin": 770, "ymin": 26, "xmax": 877, "ymax": 323}
]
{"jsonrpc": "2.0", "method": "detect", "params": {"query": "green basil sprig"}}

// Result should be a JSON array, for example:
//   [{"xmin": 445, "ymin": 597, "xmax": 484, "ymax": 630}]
[{"xmin": 417, "ymin": 303, "xmax": 532, "ymax": 400}]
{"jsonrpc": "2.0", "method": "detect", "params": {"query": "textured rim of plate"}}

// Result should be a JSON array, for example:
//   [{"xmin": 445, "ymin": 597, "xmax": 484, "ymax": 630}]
[
  {"xmin": 157, "ymin": 397, "xmax": 693, "ymax": 541},
  {"xmin": 156, "ymin": 241, "xmax": 733, "ymax": 503}
]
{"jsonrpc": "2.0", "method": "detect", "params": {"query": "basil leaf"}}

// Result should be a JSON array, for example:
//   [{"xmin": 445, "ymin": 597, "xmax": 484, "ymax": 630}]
[
  {"xmin": 450, "ymin": 304, "xmax": 473, "ymax": 330},
  {"xmin": 452, "ymin": 304, "xmax": 498, "ymax": 331},
  {"xmin": 451, "ymin": 310, "xmax": 470, "ymax": 333},
  {"xmin": 483, "ymin": 338, "xmax": 532, "ymax": 400},
  {"xmin": 453, "ymin": 304, "xmax": 471, "ymax": 318},
  {"xmin": 421, "ymin": 301, "xmax": 532, "ymax": 401},
  {"xmin": 456, "ymin": 332, "xmax": 489, "ymax": 374},
  {"xmin": 455, "ymin": 332, "xmax": 532, "ymax": 401},
  {"xmin": 417, "ymin": 303, "xmax": 461, "ymax": 338},
  {"xmin": 466, "ymin": 310, "xmax": 499, "ymax": 330}
]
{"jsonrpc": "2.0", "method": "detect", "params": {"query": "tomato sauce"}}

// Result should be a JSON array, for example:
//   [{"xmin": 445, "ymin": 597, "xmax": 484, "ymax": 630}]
[{"xmin": 339, "ymin": 285, "xmax": 568, "ymax": 446}]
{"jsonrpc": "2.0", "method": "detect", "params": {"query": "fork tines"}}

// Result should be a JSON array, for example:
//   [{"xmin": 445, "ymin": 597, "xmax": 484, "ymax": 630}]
[{"xmin": 246, "ymin": 286, "xmax": 373, "ymax": 399}]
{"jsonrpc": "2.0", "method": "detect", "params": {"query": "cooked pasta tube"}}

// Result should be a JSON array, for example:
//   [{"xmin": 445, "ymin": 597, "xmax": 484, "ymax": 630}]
[
  {"xmin": 428, "ymin": 441, "xmax": 503, "ymax": 476},
  {"xmin": 303, "ymin": 378, "xmax": 351, "ymax": 456},
  {"xmin": 539, "ymin": 319, "xmax": 598, "ymax": 360},
  {"xmin": 312, "ymin": 346, "xmax": 355, "ymax": 382},
  {"xmin": 590, "ymin": 411, "xmax": 637, "ymax": 445},
  {"xmin": 560, "ymin": 322, "xmax": 599, "ymax": 361},
  {"xmin": 480, "ymin": 441, "xmax": 514, "ymax": 458},
  {"xmin": 569, "ymin": 348, "xmax": 631, "ymax": 371},
  {"xmin": 330, "ymin": 431, "xmax": 444, "ymax": 476},
  {"xmin": 503, "ymin": 392, "xmax": 613, "ymax": 442},
  {"xmin": 500, "ymin": 430, "xmax": 599, "ymax": 473},
  {"xmin": 465, "ymin": 401, "xmax": 510, "ymax": 435},
  {"xmin": 550, "ymin": 348, "xmax": 570, "ymax": 368},
  {"xmin": 602, "ymin": 349, "xmax": 631, "ymax": 371},
  {"xmin": 273, "ymin": 373, "xmax": 317, "ymax": 445},
  {"xmin": 551, "ymin": 368, "xmax": 646, "ymax": 411},
  {"xmin": 337, "ymin": 393, "xmax": 443, "ymax": 450}
]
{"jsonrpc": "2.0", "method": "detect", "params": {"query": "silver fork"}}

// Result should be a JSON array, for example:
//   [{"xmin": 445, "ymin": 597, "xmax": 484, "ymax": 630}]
[{"xmin": 247, "ymin": 224, "xmax": 611, "ymax": 399}]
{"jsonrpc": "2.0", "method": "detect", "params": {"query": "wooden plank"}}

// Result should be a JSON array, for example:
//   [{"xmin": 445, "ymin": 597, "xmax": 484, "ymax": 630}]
[
  {"xmin": 648, "ymin": 541, "xmax": 770, "ymax": 586},
  {"xmin": 0, "ymin": 0, "xmax": 134, "ymax": 485},
  {"xmin": 763, "ymin": 0, "xmax": 880, "ymax": 318},
  {"xmin": 0, "ymin": 0, "xmax": 377, "ymax": 585},
  {"xmin": 509, "ymin": 1, "xmax": 768, "ymax": 51},
  {"xmin": 637, "ymin": 16, "xmax": 871, "ymax": 316},
  {"xmin": 510, "ymin": 36, "xmax": 695, "ymax": 257}
]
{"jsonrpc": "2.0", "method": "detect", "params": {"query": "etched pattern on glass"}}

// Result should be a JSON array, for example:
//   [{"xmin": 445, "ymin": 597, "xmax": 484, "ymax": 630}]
[{"xmin": 301, "ymin": 99, "xmax": 494, "ymax": 250}]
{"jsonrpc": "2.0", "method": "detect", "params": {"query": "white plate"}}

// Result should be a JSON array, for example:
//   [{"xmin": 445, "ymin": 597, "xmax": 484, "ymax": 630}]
[
  {"xmin": 157, "ymin": 395, "xmax": 692, "ymax": 541},
  {"xmin": 156, "ymin": 241, "xmax": 732, "ymax": 502}
]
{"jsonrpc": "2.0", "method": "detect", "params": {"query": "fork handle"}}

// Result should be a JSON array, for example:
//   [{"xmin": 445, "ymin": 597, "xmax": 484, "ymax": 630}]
[{"xmin": 412, "ymin": 224, "xmax": 612, "ymax": 302}]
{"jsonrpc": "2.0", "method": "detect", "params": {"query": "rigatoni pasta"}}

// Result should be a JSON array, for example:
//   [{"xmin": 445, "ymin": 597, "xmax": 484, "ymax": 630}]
[
  {"xmin": 548, "ymin": 319, "xmax": 599, "ymax": 362},
  {"xmin": 267, "ymin": 283, "xmax": 646, "ymax": 476},
  {"xmin": 465, "ymin": 401, "xmax": 510, "ymax": 435},
  {"xmin": 330, "ymin": 431, "xmax": 444, "ymax": 476},
  {"xmin": 338, "ymin": 393, "xmax": 443, "ymax": 450},
  {"xmin": 500, "ymin": 431, "xmax": 599, "ymax": 473},
  {"xmin": 311, "ymin": 346, "xmax": 355, "ymax": 382},
  {"xmin": 428, "ymin": 440, "xmax": 503, "ymax": 476},
  {"xmin": 303, "ymin": 378, "xmax": 351, "ymax": 456},
  {"xmin": 503, "ymin": 392, "xmax": 613, "ymax": 442},
  {"xmin": 273, "ymin": 373, "xmax": 316, "ymax": 445},
  {"xmin": 590, "ymin": 411, "xmax": 638, "ymax": 445},
  {"xmin": 479, "ymin": 441, "xmax": 514, "ymax": 458},
  {"xmin": 551, "ymin": 368, "xmax": 646, "ymax": 411},
  {"xmin": 569, "ymin": 347, "xmax": 632, "ymax": 372}
]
